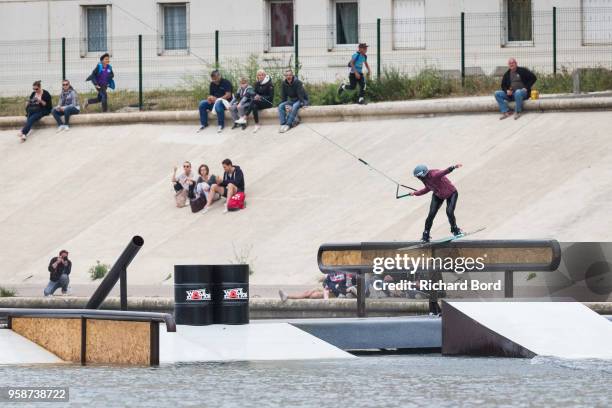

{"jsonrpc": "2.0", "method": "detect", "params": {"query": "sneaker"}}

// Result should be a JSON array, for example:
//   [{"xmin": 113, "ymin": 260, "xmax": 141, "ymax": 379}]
[
  {"xmin": 358, "ymin": 97, "xmax": 366, "ymax": 105},
  {"xmin": 223, "ymin": 208, "xmax": 228, "ymax": 214},
  {"xmin": 56, "ymin": 126, "xmax": 64, "ymax": 133},
  {"xmin": 201, "ymin": 207, "xmax": 210, "ymax": 214},
  {"xmin": 197, "ymin": 125, "xmax": 208, "ymax": 132},
  {"xmin": 337, "ymin": 83, "xmax": 345, "ymax": 96},
  {"xmin": 279, "ymin": 289, "xmax": 288, "ymax": 302},
  {"xmin": 451, "ymin": 227, "xmax": 464, "ymax": 237},
  {"xmin": 279, "ymin": 125, "xmax": 288, "ymax": 133},
  {"xmin": 252, "ymin": 124, "xmax": 261, "ymax": 133},
  {"xmin": 514, "ymin": 112, "xmax": 522, "ymax": 120},
  {"xmin": 421, "ymin": 230, "xmax": 431, "ymax": 243},
  {"xmin": 241, "ymin": 124, "xmax": 247, "ymax": 130},
  {"xmin": 217, "ymin": 126, "xmax": 224, "ymax": 133},
  {"xmin": 236, "ymin": 117, "xmax": 247, "ymax": 125},
  {"xmin": 231, "ymin": 123, "xmax": 240, "ymax": 129},
  {"xmin": 19, "ymin": 134, "xmax": 27, "ymax": 143},
  {"xmin": 499, "ymin": 111, "xmax": 513, "ymax": 120},
  {"xmin": 337, "ymin": 294, "xmax": 346, "ymax": 298},
  {"xmin": 347, "ymin": 286, "xmax": 358, "ymax": 298},
  {"xmin": 63, "ymin": 125, "xmax": 70, "ymax": 132}
]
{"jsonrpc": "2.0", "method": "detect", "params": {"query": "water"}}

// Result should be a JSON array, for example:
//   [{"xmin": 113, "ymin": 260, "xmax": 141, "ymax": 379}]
[{"xmin": 0, "ymin": 355, "xmax": 610, "ymax": 408}]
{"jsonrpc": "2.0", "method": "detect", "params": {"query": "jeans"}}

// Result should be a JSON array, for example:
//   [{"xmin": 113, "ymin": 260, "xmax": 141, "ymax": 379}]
[
  {"xmin": 345, "ymin": 72, "xmax": 366, "ymax": 98},
  {"xmin": 249, "ymin": 99, "xmax": 273, "ymax": 124},
  {"xmin": 199, "ymin": 99, "xmax": 227, "ymax": 127},
  {"xmin": 87, "ymin": 86, "xmax": 108, "ymax": 112},
  {"xmin": 21, "ymin": 111, "xmax": 47, "ymax": 135},
  {"xmin": 52, "ymin": 106, "xmax": 80, "ymax": 126},
  {"xmin": 494, "ymin": 89, "xmax": 528, "ymax": 113},
  {"xmin": 278, "ymin": 100, "xmax": 302, "ymax": 126},
  {"xmin": 44, "ymin": 273, "xmax": 69, "ymax": 296}
]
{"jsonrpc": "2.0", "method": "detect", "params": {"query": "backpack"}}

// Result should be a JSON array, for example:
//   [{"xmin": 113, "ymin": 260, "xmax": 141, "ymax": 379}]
[
  {"xmin": 190, "ymin": 195, "xmax": 207, "ymax": 213},
  {"xmin": 227, "ymin": 192, "xmax": 246, "ymax": 211}
]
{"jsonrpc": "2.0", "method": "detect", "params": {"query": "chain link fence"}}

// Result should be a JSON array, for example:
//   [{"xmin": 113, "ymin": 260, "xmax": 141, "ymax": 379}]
[{"xmin": 0, "ymin": 7, "xmax": 611, "ymax": 113}]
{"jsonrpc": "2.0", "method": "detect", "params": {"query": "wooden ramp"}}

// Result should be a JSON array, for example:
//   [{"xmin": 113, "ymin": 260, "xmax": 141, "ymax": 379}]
[{"xmin": 442, "ymin": 301, "xmax": 612, "ymax": 359}]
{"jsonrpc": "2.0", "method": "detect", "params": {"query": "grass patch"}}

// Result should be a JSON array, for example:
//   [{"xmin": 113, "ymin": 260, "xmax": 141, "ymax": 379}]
[
  {"xmin": 89, "ymin": 261, "xmax": 111, "ymax": 281},
  {"xmin": 1, "ymin": 65, "xmax": 611, "ymax": 117},
  {"xmin": 0, "ymin": 286, "xmax": 16, "ymax": 297}
]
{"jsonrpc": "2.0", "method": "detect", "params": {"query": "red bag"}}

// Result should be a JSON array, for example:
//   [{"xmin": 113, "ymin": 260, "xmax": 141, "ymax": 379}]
[{"xmin": 227, "ymin": 192, "xmax": 246, "ymax": 211}]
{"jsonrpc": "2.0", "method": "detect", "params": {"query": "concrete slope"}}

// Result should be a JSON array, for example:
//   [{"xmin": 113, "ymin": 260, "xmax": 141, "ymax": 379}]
[{"xmin": 0, "ymin": 111, "xmax": 611, "ymax": 286}]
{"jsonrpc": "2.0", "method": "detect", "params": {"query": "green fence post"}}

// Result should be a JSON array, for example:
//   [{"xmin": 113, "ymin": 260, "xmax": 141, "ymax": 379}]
[
  {"xmin": 215, "ymin": 30, "xmax": 219, "ymax": 69},
  {"xmin": 294, "ymin": 24, "xmax": 299, "ymax": 75},
  {"xmin": 61, "ymin": 37, "xmax": 66, "ymax": 80},
  {"xmin": 376, "ymin": 18, "xmax": 381, "ymax": 81},
  {"xmin": 138, "ymin": 34, "xmax": 143, "ymax": 111},
  {"xmin": 552, "ymin": 7, "xmax": 557, "ymax": 76},
  {"xmin": 460, "ymin": 12, "xmax": 465, "ymax": 87}
]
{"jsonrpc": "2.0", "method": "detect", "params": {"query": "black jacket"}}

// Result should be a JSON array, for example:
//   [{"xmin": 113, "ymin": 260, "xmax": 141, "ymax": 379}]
[
  {"xmin": 222, "ymin": 165, "xmax": 245, "ymax": 192},
  {"xmin": 27, "ymin": 90, "xmax": 52, "ymax": 115},
  {"xmin": 48, "ymin": 256, "xmax": 72, "ymax": 282},
  {"xmin": 254, "ymin": 77, "xmax": 274, "ymax": 105},
  {"xmin": 281, "ymin": 78, "xmax": 308, "ymax": 105},
  {"xmin": 501, "ymin": 67, "xmax": 537, "ymax": 95}
]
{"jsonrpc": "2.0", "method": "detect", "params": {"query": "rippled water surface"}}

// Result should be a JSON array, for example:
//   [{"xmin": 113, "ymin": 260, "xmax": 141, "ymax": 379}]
[{"xmin": 0, "ymin": 355, "xmax": 611, "ymax": 407}]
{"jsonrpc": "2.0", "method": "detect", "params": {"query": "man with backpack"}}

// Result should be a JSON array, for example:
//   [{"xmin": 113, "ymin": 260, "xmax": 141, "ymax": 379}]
[
  {"xmin": 203, "ymin": 159, "xmax": 245, "ymax": 213},
  {"xmin": 338, "ymin": 43, "xmax": 371, "ymax": 105}
]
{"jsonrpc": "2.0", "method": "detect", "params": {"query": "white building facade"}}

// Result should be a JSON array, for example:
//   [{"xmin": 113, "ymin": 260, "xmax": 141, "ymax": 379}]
[{"xmin": 0, "ymin": 0, "xmax": 611, "ymax": 95}]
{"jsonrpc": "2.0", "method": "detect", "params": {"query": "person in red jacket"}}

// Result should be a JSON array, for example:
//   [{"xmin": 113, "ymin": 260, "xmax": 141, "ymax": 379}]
[{"xmin": 408, "ymin": 164, "xmax": 463, "ymax": 242}]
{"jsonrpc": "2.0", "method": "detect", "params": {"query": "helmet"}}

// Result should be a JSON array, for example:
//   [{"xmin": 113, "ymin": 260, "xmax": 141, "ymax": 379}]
[{"xmin": 413, "ymin": 165, "xmax": 428, "ymax": 178}]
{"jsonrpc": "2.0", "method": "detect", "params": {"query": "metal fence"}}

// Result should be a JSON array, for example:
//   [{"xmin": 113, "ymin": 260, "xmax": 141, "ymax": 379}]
[{"xmin": 0, "ymin": 7, "xmax": 611, "ymax": 107}]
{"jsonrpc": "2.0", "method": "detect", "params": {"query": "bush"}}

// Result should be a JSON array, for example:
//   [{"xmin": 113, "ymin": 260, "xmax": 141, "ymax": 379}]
[
  {"xmin": 0, "ymin": 287, "xmax": 16, "ymax": 297},
  {"xmin": 89, "ymin": 261, "xmax": 110, "ymax": 281}
]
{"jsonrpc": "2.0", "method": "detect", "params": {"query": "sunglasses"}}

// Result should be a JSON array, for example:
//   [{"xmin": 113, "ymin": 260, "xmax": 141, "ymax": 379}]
[
  {"xmin": 33, "ymin": 87, "xmax": 39, "ymax": 91},
  {"xmin": 62, "ymin": 83, "xmax": 69, "ymax": 87},
  {"xmin": 183, "ymin": 165, "xmax": 191, "ymax": 168}
]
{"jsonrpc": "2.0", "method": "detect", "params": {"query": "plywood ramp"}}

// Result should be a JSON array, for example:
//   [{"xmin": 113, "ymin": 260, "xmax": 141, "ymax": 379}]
[{"xmin": 11, "ymin": 317, "xmax": 80, "ymax": 361}]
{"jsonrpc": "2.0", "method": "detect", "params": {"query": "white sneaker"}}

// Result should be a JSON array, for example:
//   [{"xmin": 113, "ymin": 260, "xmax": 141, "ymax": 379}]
[
  {"xmin": 253, "ymin": 124, "xmax": 261, "ymax": 133},
  {"xmin": 279, "ymin": 125, "xmax": 285, "ymax": 133},
  {"xmin": 56, "ymin": 126, "xmax": 64, "ymax": 133},
  {"xmin": 279, "ymin": 289, "xmax": 288, "ymax": 302},
  {"xmin": 201, "ymin": 207, "xmax": 210, "ymax": 214},
  {"xmin": 236, "ymin": 117, "xmax": 246, "ymax": 125},
  {"xmin": 217, "ymin": 126, "xmax": 223, "ymax": 133},
  {"xmin": 223, "ymin": 208, "xmax": 228, "ymax": 214},
  {"xmin": 63, "ymin": 125, "xmax": 70, "ymax": 132},
  {"xmin": 197, "ymin": 125, "xmax": 207, "ymax": 132}
]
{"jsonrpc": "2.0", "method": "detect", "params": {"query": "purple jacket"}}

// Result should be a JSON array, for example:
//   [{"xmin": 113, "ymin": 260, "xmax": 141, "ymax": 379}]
[{"xmin": 413, "ymin": 167, "xmax": 457, "ymax": 199}]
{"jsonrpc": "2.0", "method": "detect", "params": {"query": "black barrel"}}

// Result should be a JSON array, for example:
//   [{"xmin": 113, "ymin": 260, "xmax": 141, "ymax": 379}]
[
  {"xmin": 213, "ymin": 265, "xmax": 249, "ymax": 324},
  {"xmin": 174, "ymin": 265, "xmax": 214, "ymax": 325}
]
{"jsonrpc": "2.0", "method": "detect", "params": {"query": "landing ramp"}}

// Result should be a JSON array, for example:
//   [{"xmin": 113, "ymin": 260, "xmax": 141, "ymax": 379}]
[
  {"xmin": 0, "ymin": 329, "xmax": 63, "ymax": 365},
  {"xmin": 159, "ymin": 322, "xmax": 354, "ymax": 363},
  {"xmin": 442, "ymin": 301, "xmax": 612, "ymax": 359}
]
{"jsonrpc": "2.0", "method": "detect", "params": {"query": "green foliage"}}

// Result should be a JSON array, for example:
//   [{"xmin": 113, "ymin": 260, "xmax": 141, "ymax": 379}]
[
  {"xmin": 0, "ymin": 287, "xmax": 16, "ymax": 297},
  {"xmin": 89, "ymin": 261, "xmax": 110, "ymax": 281},
  {"xmin": 526, "ymin": 272, "xmax": 537, "ymax": 281}
]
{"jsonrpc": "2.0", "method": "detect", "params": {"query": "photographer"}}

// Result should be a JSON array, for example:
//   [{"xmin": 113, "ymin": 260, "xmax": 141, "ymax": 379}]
[
  {"xmin": 44, "ymin": 250, "xmax": 72, "ymax": 296},
  {"xmin": 19, "ymin": 80, "xmax": 52, "ymax": 142}
]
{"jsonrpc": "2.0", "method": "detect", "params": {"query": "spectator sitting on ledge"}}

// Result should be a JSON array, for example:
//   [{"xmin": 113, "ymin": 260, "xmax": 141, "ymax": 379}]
[
  {"xmin": 278, "ymin": 68, "xmax": 308, "ymax": 133},
  {"xmin": 495, "ymin": 58, "xmax": 537, "ymax": 120},
  {"xmin": 52, "ymin": 79, "xmax": 80, "ymax": 132},
  {"xmin": 198, "ymin": 70, "xmax": 233, "ymax": 133}
]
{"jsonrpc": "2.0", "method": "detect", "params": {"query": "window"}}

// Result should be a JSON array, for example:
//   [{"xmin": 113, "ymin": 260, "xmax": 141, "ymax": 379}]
[
  {"xmin": 163, "ymin": 4, "xmax": 188, "ymax": 50},
  {"xmin": 269, "ymin": 0, "xmax": 294, "ymax": 48},
  {"xmin": 582, "ymin": 0, "xmax": 612, "ymax": 45},
  {"xmin": 334, "ymin": 1, "xmax": 359, "ymax": 45},
  {"xmin": 393, "ymin": 0, "xmax": 425, "ymax": 49},
  {"xmin": 503, "ymin": 0, "xmax": 532, "ymax": 44},
  {"xmin": 87, "ymin": 6, "xmax": 108, "ymax": 52}
]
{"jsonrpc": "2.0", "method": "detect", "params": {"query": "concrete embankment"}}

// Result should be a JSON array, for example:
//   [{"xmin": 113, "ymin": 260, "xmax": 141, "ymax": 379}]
[
  {"xmin": 1, "ymin": 297, "xmax": 611, "ymax": 319},
  {"xmin": 1, "ymin": 94, "xmax": 612, "ymax": 128}
]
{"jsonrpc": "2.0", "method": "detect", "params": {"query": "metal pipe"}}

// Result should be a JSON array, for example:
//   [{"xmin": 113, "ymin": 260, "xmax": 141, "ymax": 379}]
[{"xmin": 86, "ymin": 236, "xmax": 144, "ymax": 310}]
